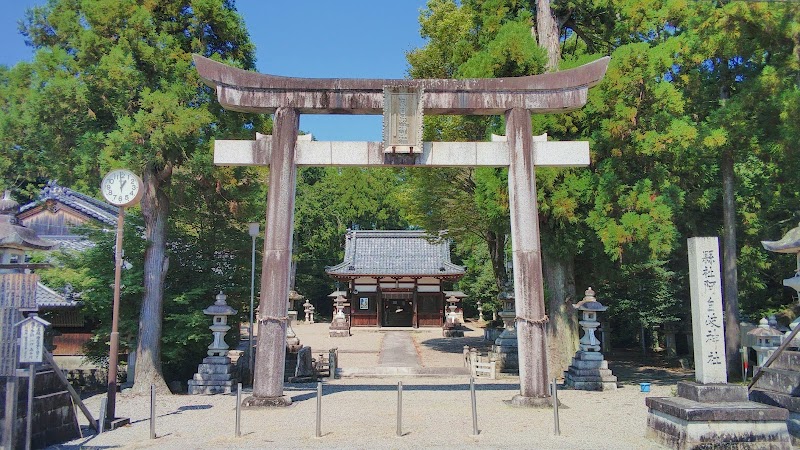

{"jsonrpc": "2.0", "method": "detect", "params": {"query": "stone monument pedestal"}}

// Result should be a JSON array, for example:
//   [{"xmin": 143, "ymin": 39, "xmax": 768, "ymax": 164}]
[
  {"xmin": 564, "ymin": 351, "xmax": 617, "ymax": 391},
  {"xmin": 187, "ymin": 356, "xmax": 237, "ymax": 394},
  {"xmin": 646, "ymin": 382, "xmax": 791, "ymax": 450}
]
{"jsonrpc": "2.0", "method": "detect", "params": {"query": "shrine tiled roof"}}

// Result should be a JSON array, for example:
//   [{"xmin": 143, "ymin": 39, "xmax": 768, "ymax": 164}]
[
  {"xmin": 19, "ymin": 181, "xmax": 117, "ymax": 226},
  {"xmin": 326, "ymin": 230, "xmax": 464, "ymax": 278},
  {"xmin": 36, "ymin": 282, "xmax": 81, "ymax": 309}
]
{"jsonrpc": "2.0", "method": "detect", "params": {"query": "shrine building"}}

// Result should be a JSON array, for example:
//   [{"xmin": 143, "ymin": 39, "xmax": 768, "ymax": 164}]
[{"xmin": 326, "ymin": 230, "xmax": 464, "ymax": 328}]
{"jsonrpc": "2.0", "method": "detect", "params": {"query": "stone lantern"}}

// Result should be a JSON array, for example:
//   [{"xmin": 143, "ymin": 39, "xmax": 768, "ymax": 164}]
[
  {"xmin": 564, "ymin": 287, "xmax": 617, "ymax": 391},
  {"xmin": 286, "ymin": 290, "xmax": 303, "ymax": 352},
  {"xmin": 303, "ymin": 298, "xmax": 314, "ymax": 323},
  {"xmin": 442, "ymin": 291, "xmax": 466, "ymax": 337},
  {"xmin": 488, "ymin": 283, "xmax": 518, "ymax": 372},
  {"xmin": 575, "ymin": 287, "xmax": 607, "ymax": 352},
  {"xmin": 329, "ymin": 290, "xmax": 350, "ymax": 337},
  {"xmin": 188, "ymin": 291, "xmax": 238, "ymax": 394},
  {"xmin": 748, "ymin": 318, "xmax": 783, "ymax": 367}
]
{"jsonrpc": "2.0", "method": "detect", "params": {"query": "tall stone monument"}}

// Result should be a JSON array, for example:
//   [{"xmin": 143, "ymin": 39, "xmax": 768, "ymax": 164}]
[{"xmin": 646, "ymin": 237, "xmax": 790, "ymax": 449}]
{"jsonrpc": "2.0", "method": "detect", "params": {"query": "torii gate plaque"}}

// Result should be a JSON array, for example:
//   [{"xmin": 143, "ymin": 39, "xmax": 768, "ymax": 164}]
[{"xmin": 195, "ymin": 54, "xmax": 609, "ymax": 407}]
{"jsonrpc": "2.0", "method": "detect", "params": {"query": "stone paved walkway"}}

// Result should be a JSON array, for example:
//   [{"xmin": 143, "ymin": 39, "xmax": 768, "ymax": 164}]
[{"xmin": 378, "ymin": 331, "xmax": 421, "ymax": 367}]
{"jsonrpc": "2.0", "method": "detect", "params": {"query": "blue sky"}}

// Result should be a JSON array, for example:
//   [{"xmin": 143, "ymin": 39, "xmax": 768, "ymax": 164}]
[{"xmin": 0, "ymin": 0, "xmax": 429, "ymax": 140}]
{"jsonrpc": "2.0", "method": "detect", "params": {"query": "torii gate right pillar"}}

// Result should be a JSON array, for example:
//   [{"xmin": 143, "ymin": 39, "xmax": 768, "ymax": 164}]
[{"xmin": 506, "ymin": 107, "xmax": 550, "ymax": 406}]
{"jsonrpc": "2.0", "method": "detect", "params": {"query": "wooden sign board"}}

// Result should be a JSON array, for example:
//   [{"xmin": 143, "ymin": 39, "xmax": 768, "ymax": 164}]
[
  {"xmin": 383, "ymin": 86, "xmax": 423, "ymax": 154},
  {"xmin": 18, "ymin": 316, "xmax": 49, "ymax": 364}
]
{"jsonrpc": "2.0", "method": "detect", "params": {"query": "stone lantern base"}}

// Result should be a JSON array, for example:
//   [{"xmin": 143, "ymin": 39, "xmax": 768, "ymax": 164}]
[
  {"xmin": 187, "ymin": 356, "xmax": 237, "ymax": 394},
  {"xmin": 564, "ymin": 350, "xmax": 617, "ymax": 391}
]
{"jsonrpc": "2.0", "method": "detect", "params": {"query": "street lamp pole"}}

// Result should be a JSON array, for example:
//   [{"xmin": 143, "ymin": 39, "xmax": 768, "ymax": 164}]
[{"xmin": 248, "ymin": 222, "xmax": 260, "ymax": 386}]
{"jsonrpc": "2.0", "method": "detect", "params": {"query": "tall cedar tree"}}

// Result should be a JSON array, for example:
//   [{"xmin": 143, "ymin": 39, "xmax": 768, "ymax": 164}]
[{"xmin": 16, "ymin": 0, "xmax": 258, "ymax": 393}]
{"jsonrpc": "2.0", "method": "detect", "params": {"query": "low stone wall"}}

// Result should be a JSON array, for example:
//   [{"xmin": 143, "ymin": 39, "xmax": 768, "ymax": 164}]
[{"xmin": 0, "ymin": 366, "xmax": 81, "ymax": 448}]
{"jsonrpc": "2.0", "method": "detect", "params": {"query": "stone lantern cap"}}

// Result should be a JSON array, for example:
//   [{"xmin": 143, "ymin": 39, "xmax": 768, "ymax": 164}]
[
  {"xmin": 202, "ymin": 291, "xmax": 237, "ymax": 316},
  {"xmin": 329, "ymin": 290, "xmax": 347, "ymax": 298},
  {"xmin": 497, "ymin": 283, "xmax": 515, "ymax": 300},
  {"xmin": 573, "ymin": 287, "xmax": 608, "ymax": 312},
  {"xmin": 761, "ymin": 223, "xmax": 800, "ymax": 254},
  {"xmin": 289, "ymin": 289, "xmax": 304, "ymax": 301},
  {"xmin": 747, "ymin": 318, "xmax": 783, "ymax": 338},
  {"xmin": 443, "ymin": 290, "xmax": 467, "ymax": 300}
]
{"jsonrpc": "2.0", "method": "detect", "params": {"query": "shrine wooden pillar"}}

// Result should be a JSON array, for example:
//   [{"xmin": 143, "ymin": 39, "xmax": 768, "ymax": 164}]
[
  {"xmin": 243, "ymin": 107, "xmax": 298, "ymax": 407},
  {"xmin": 506, "ymin": 108, "xmax": 550, "ymax": 405}
]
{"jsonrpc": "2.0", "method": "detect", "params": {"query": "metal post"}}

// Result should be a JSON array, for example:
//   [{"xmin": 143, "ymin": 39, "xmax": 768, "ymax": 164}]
[
  {"xmin": 25, "ymin": 363, "xmax": 35, "ymax": 450},
  {"xmin": 315, "ymin": 382, "xmax": 322, "ymax": 438},
  {"xmin": 98, "ymin": 397, "xmax": 107, "ymax": 434},
  {"xmin": 107, "ymin": 207, "xmax": 125, "ymax": 422},
  {"xmin": 470, "ymin": 377, "xmax": 479, "ymax": 436},
  {"xmin": 235, "ymin": 383, "xmax": 242, "ymax": 437},
  {"xmin": 396, "ymin": 381, "xmax": 403, "ymax": 437},
  {"xmin": 552, "ymin": 378, "xmax": 560, "ymax": 436},
  {"xmin": 248, "ymin": 223, "xmax": 258, "ymax": 386},
  {"xmin": 149, "ymin": 384, "xmax": 156, "ymax": 439}
]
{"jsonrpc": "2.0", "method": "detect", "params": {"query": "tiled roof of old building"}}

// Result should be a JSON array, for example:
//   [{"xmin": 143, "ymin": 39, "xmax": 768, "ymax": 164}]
[
  {"xmin": 19, "ymin": 180, "xmax": 117, "ymax": 227},
  {"xmin": 326, "ymin": 230, "xmax": 464, "ymax": 278}
]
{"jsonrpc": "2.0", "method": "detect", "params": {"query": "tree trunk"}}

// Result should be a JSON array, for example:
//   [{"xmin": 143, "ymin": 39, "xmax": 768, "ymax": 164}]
[
  {"xmin": 536, "ymin": 0, "xmax": 561, "ymax": 72},
  {"xmin": 721, "ymin": 147, "xmax": 741, "ymax": 379},
  {"xmin": 543, "ymin": 254, "xmax": 579, "ymax": 379},
  {"xmin": 132, "ymin": 162, "xmax": 171, "ymax": 394},
  {"xmin": 487, "ymin": 230, "xmax": 508, "ymax": 290}
]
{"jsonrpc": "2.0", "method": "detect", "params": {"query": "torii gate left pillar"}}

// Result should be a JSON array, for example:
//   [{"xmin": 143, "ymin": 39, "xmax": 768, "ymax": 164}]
[{"xmin": 195, "ymin": 54, "xmax": 609, "ymax": 407}]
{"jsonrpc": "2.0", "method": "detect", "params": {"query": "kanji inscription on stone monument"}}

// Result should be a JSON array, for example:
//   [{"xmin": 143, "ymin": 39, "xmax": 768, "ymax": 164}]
[{"xmin": 688, "ymin": 236, "xmax": 727, "ymax": 384}]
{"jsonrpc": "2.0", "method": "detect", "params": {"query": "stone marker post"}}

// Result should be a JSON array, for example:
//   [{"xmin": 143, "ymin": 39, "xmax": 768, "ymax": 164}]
[
  {"xmin": 687, "ymin": 237, "xmax": 727, "ymax": 384},
  {"xmin": 645, "ymin": 236, "xmax": 791, "ymax": 449}
]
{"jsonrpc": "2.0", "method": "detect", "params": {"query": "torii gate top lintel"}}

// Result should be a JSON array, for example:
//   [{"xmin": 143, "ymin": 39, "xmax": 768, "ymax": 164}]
[{"xmin": 193, "ymin": 54, "xmax": 609, "ymax": 115}]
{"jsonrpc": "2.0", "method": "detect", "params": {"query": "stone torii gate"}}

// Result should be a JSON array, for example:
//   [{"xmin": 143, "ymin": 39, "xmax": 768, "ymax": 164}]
[{"xmin": 194, "ymin": 54, "xmax": 609, "ymax": 407}]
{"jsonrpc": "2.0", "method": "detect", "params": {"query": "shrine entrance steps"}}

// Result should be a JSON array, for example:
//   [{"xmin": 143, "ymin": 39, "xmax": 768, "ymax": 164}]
[{"xmin": 749, "ymin": 349, "xmax": 800, "ymax": 445}]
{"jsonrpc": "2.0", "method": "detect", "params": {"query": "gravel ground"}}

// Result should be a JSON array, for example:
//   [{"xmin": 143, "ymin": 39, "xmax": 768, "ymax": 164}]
[{"xmin": 51, "ymin": 322, "xmax": 685, "ymax": 449}]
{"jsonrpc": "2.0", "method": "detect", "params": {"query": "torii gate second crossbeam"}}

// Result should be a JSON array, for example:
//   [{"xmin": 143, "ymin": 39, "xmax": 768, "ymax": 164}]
[{"xmin": 194, "ymin": 54, "xmax": 609, "ymax": 408}]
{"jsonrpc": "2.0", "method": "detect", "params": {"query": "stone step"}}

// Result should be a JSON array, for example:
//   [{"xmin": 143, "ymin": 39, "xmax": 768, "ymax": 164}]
[
  {"xmin": 750, "ymin": 388, "xmax": 800, "ymax": 413},
  {"xmin": 569, "ymin": 359, "xmax": 608, "ymax": 370},
  {"xmin": 769, "ymin": 350, "xmax": 800, "ymax": 372},
  {"xmin": 564, "ymin": 373, "xmax": 617, "ymax": 383},
  {"xmin": 188, "ymin": 379, "xmax": 235, "ymax": 388},
  {"xmin": 565, "ymin": 367, "xmax": 614, "ymax": 378},
  {"xmin": 196, "ymin": 363, "xmax": 233, "ymax": 374},
  {"xmin": 193, "ymin": 373, "xmax": 235, "ymax": 382},
  {"xmin": 753, "ymin": 367, "xmax": 800, "ymax": 396}
]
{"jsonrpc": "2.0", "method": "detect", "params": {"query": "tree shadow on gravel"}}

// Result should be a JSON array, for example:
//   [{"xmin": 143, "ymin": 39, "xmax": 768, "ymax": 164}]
[
  {"xmin": 606, "ymin": 350, "xmax": 693, "ymax": 387},
  {"xmin": 418, "ymin": 336, "xmax": 493, "ymax": 355}
]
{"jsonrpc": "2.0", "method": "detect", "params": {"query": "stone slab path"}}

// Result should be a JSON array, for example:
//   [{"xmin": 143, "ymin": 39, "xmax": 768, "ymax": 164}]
[{"xmin": 378, "ymin": 331, "xmax": 421, "ymax": 367}]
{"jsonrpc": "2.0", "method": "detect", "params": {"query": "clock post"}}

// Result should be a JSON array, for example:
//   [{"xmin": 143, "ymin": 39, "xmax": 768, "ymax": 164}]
[{"xmin": 100, "ymin": 168, "xmax": 143, "ymax": 429}]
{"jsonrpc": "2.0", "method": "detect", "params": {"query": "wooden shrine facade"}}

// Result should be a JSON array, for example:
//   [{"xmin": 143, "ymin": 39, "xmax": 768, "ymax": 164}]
[{"xmin": 326, "ymin": 230, "xmax": 464, "ymax": 328}]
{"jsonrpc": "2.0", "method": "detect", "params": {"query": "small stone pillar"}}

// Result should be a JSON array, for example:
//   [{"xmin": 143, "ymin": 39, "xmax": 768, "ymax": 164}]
[
  {"xmin": 286, "ymin": 290, "xmax": 303, "ymax": 353},
  {"xmin": 564, "ymin": 287, "xmax": 617, "ymax": 390},
  {"xmin": 748, "ymin": 318, "xmax": 783, "ymax": 367},
  {"xmin": 308, "ymin": 305, "xmax": 315, "ymax": 324},
  {"xmin": 489, "ymin": 284, "xmax": 518, "ymax": 373},
  {"xmin": 188, "ymin": 291, "xmax": 238, "ymax": 394},
  {"xmin": 442, "ymin": 291, "xmax": 466, "ymax": 337},
  {"xmin": 329, "ymin": 290, "xmax": 350, "ymax": 337}
]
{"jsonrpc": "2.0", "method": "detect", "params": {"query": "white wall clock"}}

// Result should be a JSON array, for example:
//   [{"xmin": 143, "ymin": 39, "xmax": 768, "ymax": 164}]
[{"xmin": 101, "ymin": 169, "xmax": 143, "ymax": 207}]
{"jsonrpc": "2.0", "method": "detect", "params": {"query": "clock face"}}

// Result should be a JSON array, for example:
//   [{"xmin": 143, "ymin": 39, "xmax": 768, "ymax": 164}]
[{"xmin": 101, "ymin": 169, "xmax": 143, "ymax": 207}]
